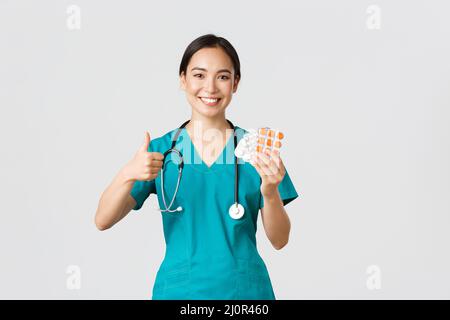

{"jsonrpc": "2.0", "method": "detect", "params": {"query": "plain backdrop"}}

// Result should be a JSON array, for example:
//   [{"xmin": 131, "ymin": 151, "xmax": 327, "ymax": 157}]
[{"xmin": 1, "ymin": 0, "xmax": 449, "ymax": 299}]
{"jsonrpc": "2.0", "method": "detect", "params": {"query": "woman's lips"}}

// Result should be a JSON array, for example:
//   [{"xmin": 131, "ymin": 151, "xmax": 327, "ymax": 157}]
[{"xmin": 199, "ymin": 97, "xmax": 221, "ymax": 106}]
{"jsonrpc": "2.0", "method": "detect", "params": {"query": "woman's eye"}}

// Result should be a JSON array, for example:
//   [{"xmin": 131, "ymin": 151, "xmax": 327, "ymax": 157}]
[
  {"xmin": 219, "ymin": 75, "xmax": 230, "ymax": 80},
  {"xmin": 194, "ymin": 74, "xmax": 204, "ymax": 78}
]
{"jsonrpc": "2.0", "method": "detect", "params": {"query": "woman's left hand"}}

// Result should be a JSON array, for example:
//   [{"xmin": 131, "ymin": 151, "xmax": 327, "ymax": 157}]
[{"xmin": 250, "ymin": 149, "xmax": 286, "ymax": 198}]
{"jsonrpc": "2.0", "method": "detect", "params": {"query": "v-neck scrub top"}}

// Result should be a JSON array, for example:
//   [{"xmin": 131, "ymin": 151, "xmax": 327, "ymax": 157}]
[{"xmin": 130, "ymin": 126, "xmax": 299, "ymax": 300}]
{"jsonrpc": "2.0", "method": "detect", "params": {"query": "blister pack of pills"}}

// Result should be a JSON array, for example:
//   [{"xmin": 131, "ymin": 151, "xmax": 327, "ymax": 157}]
[{"xmin": 235, "ymin": 127, "xmax": 284, "ymax": 162}]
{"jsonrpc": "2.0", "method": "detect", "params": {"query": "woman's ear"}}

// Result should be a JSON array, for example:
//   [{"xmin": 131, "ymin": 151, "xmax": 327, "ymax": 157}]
[
  {"xmin": 179, "ymin": 72, "xmax": 186, "ymax": 90},
  {"xmin": 232, "ymin": 76, "xmax": 240, "ymax": 93}
]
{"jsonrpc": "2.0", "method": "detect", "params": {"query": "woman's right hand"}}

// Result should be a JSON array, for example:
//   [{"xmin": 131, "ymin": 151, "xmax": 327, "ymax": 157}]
[{"xmin": 123, "ymin": 132, "xmax": 164, "ymax": 182}]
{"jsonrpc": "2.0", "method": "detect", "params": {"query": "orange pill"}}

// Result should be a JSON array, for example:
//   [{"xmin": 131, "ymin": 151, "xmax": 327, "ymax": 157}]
[
  {"xmin": 274, "ymin": 141, "xmax": 282, "ymax": 148},
  {"xmin": 266, "ymin": 139, "xmax": 273, "ymax": 146},
  {"xmin": 268, "ymin": 130, "xmax": 275, "ymax": 137},
  {"xmin": 277, "ymin": 132, "xmax": 284, "ymax": 139},
  {"xmin": 256, "ymin": 145, "xmax": 263, "ymax": 152},
  {"xmin": 259, "ymin": 128, "xmax": 267, "ymax": 135},
  {"xmin": 258, "ymin": 137, "xmax": 265, "ymax": 144}
]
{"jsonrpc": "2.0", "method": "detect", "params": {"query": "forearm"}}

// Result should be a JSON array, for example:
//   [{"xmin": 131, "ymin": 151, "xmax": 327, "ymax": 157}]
[
  {"xmin": 261, "ymin": 190, "xmax": 291, "ymax": 250},
  {"xmin": 95, "ymin": 167, "xmax": 135, "ymax": 230}
]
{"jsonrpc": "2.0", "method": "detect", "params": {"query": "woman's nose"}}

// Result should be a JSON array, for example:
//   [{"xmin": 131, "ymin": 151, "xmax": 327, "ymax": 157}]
[{"xmin": 204, "ymin": 76, "xmax": 218, "ymax": 93}]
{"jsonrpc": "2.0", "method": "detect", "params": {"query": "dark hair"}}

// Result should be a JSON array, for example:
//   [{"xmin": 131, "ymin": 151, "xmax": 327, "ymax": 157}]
[{"xmin": 179, "ymin": 34, "xmax": 241, "ymax": 80}]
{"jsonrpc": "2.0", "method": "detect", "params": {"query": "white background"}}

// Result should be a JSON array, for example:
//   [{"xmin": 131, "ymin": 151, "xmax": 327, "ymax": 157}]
[{"xmin": 0, "ymin": 0, "xmax": 449, "ymax": 299}]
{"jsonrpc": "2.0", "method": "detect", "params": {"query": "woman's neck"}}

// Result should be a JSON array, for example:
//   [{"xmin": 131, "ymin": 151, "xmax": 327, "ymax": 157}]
[{"xmin": 185, "ymin": 113, "xmax": 231, "ymax": 142}]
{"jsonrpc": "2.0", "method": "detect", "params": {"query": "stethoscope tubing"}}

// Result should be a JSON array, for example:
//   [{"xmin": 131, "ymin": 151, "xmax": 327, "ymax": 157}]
[{"xmin": 158, "ymin": 119, "xmax": 241, "ymax": 215}]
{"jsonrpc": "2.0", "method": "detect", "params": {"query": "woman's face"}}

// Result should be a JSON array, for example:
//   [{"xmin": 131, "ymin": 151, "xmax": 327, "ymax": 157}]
[{"xmin": 180, "ymin": 47, "xmax": 240, "ymax": 119}]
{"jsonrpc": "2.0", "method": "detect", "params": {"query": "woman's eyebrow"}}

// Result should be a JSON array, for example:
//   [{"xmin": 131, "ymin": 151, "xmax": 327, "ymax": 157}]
[{"xmin": 191, "ymin": 67, "xmax": 232, "ymax": 74}]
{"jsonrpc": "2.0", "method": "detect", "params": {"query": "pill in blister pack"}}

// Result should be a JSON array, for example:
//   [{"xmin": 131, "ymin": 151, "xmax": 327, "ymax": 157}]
[{"xmin": 235, "ymin": 127, "xmax": 284, "ymax": 162}]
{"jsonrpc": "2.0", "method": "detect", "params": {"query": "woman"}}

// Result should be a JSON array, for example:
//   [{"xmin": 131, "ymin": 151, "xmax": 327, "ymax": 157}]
[{"xmin": 95, "ymin": 34, "xmax": 299, "ymax": 300}]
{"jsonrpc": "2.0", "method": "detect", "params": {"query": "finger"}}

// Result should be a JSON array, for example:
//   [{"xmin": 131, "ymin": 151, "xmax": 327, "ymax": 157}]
[
  {"xmin": 144, "ymin": 174, "xmax": 156, "ymax": 182},
  {"xmin": 148, "ymin": 163, "xmax": 163, "ymax": 170},
  {"xmin": 270, "ymin": 149, "xmax": 281, "ymax": 168},
  {"xmin": 257, "ymin": 152, "xmax": 273, "ymax": 168},
  {"xmin": 262, "ymin": 153, "xmax": 281, "ymax": 176},
  {"xmin": 150, "ymin": 165, "xmax": 163, "ymax": 172},
  {"xmin": 150, "ymin": 152, "xmax": 164, "ymax": 161},
  {"xmin": 250, "ymin": 156, "xmax": 266, "ymax": 177},
  {"xmin": 140, "ymin": 131, "xmax": 151, "ymax": 152},
  {"xmin": 271, "ymin": 149, "xmax": 286, "ymax": 175},
  {"xmin": 256, "ymin": 154, "xmax": 276, "ymax": 176},
  {"xmin": 259, "ymin": 151, "xmax": 281, "ymax": 175},
  {"xmin": 150, "ymin": 166, "xmax": 162, "ymax": 174},
  {"xmin": 145, "ymin": 154, "xmax": 164, "ymax": 164},
  {"xmin": 149, "ymin": 158, "xmax": 164, "ymax": 165},
  {"xmin": 144, "ymin": 156, "xmax": 162, "ymax": 166}
]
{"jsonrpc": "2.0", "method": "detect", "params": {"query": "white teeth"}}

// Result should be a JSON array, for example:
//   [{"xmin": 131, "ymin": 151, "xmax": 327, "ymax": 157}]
[{"xmin": 200, "ymin": 97, "xmax": 219, "ymax": 103}]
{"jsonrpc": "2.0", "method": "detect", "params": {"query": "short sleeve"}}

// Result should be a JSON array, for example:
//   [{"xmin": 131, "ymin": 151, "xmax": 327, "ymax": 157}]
[
  {"xmin": 259, "ymin": 168, "xmax": 299, "ymax": 209},
  {"xmin": 129, "ymin": 139, "xmax": 157, "ymax": 211},
  {"xmin": 130, "ymin": 179, "xmax": 156, "ymax": 210}
]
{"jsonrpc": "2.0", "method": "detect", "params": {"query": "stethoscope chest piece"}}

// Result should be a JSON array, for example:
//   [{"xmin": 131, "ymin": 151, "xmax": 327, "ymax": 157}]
[{"xmin": 229, "ymin": 203, "xmax": 245, "ymax": 220}]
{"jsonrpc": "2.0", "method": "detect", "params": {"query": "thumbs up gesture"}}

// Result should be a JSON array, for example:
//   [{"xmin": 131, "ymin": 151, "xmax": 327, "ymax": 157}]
[{"xmin": 124, "ymin": 132, "xmax": 164, "ymax": 182}]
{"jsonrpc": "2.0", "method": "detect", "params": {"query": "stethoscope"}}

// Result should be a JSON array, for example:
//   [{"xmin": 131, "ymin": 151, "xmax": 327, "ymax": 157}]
[{"xmin": 156, "ymin": 119, "xmax": 245, "ymax": 220}]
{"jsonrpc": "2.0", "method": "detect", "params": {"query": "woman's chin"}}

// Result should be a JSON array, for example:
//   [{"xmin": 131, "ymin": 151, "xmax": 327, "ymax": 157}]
[{"xmin": 194, "ymin": 104, "xmax": 224, "ymax": 117}]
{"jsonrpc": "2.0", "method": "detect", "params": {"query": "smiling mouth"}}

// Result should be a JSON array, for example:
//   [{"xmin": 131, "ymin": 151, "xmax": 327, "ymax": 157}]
[{"xmin": 199, "ymin": 97, "xmax": 221, "ymax": 106}]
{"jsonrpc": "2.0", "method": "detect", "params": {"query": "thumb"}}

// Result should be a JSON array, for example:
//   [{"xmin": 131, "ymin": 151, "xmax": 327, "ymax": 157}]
[{"xmin": 140, "ymin": 131, "xmax": 151, "ymax": 152}]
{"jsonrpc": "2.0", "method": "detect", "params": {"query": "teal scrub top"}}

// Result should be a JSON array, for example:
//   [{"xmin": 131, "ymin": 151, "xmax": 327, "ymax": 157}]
[{"xmin": 130, "ymin": 125, "xmax": 299, "ymax": 300}]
